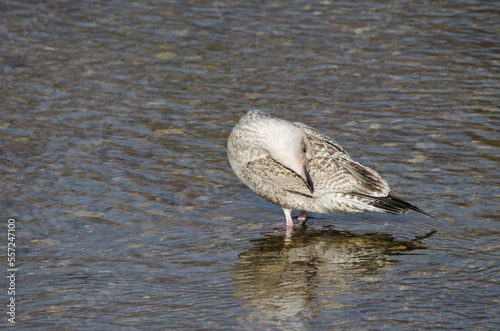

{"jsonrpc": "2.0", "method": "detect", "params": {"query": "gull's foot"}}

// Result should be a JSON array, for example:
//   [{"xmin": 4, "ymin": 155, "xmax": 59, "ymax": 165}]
[
  {"xmin": 268, "ymin": 223, "xmax": 295, "ymax": 236},
  {"xmin": 269, "ymin": 219, "xmax": 308, "ymax": 236},
  {"xmin": 272, "ymin": 221, "xmax": 304, "ymax": 229}
]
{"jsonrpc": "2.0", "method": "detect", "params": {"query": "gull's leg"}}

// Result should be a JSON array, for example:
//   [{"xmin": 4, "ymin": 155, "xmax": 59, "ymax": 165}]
[
  {"xmin": 283, "ymin": 208, "xmax": 294, "ymax": 228},
  {"xmin": 297, "ymin": 211, "xmax": 307, "ymax": 223}
]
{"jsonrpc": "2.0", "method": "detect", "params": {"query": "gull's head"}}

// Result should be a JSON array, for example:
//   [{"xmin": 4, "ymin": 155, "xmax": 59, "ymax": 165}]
[{"xmin": 258, "ymin": 117, "xmax": 314, "ymax": 193}]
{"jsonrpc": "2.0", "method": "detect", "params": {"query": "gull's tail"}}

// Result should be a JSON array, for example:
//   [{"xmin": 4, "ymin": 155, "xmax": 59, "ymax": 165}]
[{"xmin": 355, "ymin": 193, "xmax": 435, "ymax": 218}]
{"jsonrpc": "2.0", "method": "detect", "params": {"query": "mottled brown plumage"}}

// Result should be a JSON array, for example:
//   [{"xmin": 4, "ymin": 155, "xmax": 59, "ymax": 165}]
[{"xmin": 227, "ymin": 110, "xmax": 430, "ymax": 229}]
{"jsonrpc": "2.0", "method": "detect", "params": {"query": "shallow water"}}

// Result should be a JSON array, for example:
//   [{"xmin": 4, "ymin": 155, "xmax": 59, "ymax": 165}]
[{"xmin": 1, "ymin": 0, "xmax": 499, "ymax": 329}]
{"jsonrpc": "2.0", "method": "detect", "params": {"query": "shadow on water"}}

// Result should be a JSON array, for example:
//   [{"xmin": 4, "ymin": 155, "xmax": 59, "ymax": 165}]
[{"xmin": 234, "ymin": 227, "xmax": 435, "ymax": 321}]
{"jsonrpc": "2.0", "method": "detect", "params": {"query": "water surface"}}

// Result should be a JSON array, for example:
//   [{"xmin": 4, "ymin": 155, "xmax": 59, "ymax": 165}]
[{"xmin": 1, "ymin": 0, "xmax": 499, "ymax": 329}]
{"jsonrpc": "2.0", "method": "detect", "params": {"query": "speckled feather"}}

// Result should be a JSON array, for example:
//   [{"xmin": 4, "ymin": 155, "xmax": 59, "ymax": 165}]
[{"xmin": 227, "ymin": 110, "xmax": 430, "ymax": 222}]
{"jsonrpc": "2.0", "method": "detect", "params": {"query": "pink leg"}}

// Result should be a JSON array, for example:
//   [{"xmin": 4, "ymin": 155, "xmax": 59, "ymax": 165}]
[
  {"xmin": 297, "ymin": 211, "xmax": 307, "ymax": 223},
  {"xmin": 283, "ymin": 208, "xmax": 294, "ymax": 228}
]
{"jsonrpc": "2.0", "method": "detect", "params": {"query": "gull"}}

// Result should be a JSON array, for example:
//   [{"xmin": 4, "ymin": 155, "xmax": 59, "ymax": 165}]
[{"xmin": 227, "ymin": 110, "xmax": 431, "ymax": 230}]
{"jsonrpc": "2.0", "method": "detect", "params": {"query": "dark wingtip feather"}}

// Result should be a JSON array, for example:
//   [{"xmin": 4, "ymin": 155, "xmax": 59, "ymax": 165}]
[
  {"xmin": 357, "ymin": 193, "xmax": 435, "ymax": 218},
  {"xmin": 386, "ymin": 194, "xmax": 435, "ymax": 218}
]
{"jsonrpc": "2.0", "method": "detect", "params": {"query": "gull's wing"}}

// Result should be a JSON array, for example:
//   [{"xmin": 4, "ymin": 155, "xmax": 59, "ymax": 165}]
[
  {"xmin": 246, "ymin": 155, "xmax": 312, "ymax": 196},
  {"xmin": 294, "ymin": 122, "xmax": 391, "ymax": 197}
]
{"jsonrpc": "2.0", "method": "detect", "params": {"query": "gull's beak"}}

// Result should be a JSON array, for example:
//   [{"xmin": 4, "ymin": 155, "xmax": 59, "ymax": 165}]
[{"xmin": 301, "ymin": 164, "xmax": 314, "ymax": 194}]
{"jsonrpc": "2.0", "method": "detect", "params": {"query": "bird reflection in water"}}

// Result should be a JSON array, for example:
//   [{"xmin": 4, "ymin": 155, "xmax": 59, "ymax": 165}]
[{"xmin": 234, "ymin": 228, "xmax": 435, "ymax": 324}]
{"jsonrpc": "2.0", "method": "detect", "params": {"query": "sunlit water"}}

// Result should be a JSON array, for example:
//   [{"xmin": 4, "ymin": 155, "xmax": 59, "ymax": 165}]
[{"xmin": 1, "ymin": 0, "xmax": 498, "ymax": 329}]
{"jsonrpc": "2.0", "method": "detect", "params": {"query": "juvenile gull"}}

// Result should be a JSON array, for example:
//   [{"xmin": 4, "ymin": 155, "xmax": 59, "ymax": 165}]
[{"xmin": 227, "ymin": 110, "xmax": 431, "ymax": 229}]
